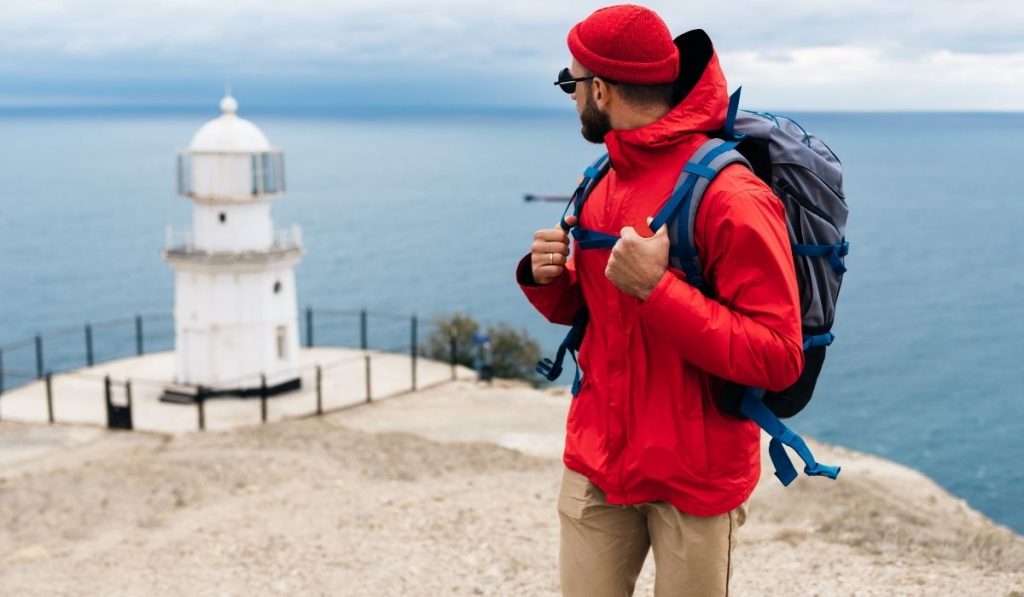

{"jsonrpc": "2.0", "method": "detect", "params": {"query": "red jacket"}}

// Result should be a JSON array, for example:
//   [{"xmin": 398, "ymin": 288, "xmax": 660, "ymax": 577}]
[{"xmin": 517, "ymin": 51, "xmax": 804, "ymax": 516}]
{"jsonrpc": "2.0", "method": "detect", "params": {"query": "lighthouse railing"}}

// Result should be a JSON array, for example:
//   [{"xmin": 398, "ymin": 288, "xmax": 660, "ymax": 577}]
[
  {"xmin": 163, "ymin": 225, "xmax": 301, "ymax": 255},
  {"xmin": 164, "ymin": 226, "xmax": 195, "ymax": 252},
  {"xmin": 273, "ymin": 226, "xmax": 303, "ymax": 250}
]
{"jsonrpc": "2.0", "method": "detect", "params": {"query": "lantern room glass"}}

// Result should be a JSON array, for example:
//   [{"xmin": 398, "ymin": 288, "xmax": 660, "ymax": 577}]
[{"xmin": 177, "ymin": 150, "xmax": 285, "ymax": 198}]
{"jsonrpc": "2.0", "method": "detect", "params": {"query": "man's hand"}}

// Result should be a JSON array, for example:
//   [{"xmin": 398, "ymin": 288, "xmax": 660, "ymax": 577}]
[
  {"xmin": 530, "ymin": 215, "xmax": 577, "ymax": 285},
  {"xmin": 606, "ymin": 218, "xmax": 668, "ymax": 300}
]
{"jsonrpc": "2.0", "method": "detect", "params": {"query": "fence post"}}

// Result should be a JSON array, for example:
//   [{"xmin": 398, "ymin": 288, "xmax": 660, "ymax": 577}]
[
  {"xmin": 360, "ymin": 310, "xmax": 368, "ymax": 350},
  {"xmin": 196, "ymin": 386, "xmax": 206, "ymax": 431},
  {"xmin": 315, "ymin": 365, "xmax": 323, "ymax": 415},
  {"xmin": 45, "ymin": 372, "xmax": 54, "ymax": 424},
  {"xmin": 135, "ymin": 315, "xmax": 144, "ymax": 356},
  {"xmin": 124, "ymin": 380, "xmax": 134, "ymax": 431},
  {"xmin": 104, "ymin": 375, "xmax": 112, "ymax": 427},
  {"xmin": 305, "ymin": 305, "xmax": 314, "ymax": 348},
  {"xmin": 449, "ymin": 335, "xmax": 457, "ymax": 381},
  {"xmin": 260, "ymin": 374, "xmax": 268, "ymax": 424},
  {"xmin": 35, "ymin": 335, "xmax": 44, "ymax": 380},
  {"xmin": 410, "ymin": 315, "xmax": 418, "ymax": 392},
  {"xmin": 365, "ymin": 355, "xmax": 372, "ymax": 403},
  {"xmin": 85, "ymin": 324, "xmax": 94, "ymax": 367}
]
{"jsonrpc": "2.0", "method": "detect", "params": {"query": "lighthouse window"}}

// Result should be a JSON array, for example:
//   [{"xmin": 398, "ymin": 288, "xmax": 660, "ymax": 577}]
[
  {"xmin": 273, "ymin": 281, "xmax": 282, "ymax": 294},
  {"xmin": 276, "ymin": 326, "xmax": 287, "ymax": 360},
  {"xmin": 218, "ymin": 212, "xmax": 226, "ymax": 223}
]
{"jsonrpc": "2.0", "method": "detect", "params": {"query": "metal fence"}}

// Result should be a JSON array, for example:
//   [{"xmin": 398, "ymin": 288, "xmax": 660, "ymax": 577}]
[
  {"xmin": 0, "ymin": 314, "xmax": 176, "ymax": 393},
  {"xmin": 0, "ymin": 308, "xmax": 469, "ymax": 432}
]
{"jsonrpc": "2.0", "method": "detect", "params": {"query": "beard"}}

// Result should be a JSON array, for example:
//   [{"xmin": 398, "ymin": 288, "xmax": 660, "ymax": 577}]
[{"xmin": 579, "ymin": 90, "xmax": 612, "ymax": 144}]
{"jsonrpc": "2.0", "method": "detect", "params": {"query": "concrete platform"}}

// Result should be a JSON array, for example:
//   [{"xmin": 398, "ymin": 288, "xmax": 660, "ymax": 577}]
[{"xmin": 0, "ymin": 348, "xmax": 474, "ymax": 435}]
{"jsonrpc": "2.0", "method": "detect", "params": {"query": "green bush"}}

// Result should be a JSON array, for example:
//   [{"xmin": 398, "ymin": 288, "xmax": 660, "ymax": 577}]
[
  {"xmin": 422, "ymin": 312, "xmax": 479, "ymax": 368},
  {"xmin": 486, "ymin": 322, "xmax": 542, "ymax": 383},
  {"xmin": 422, "ymin": 313, "xmax": 543, "ymax": 386}
]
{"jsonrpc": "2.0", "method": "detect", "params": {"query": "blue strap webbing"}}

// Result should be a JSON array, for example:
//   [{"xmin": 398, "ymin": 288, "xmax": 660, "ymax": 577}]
[
  {"xmin": 650, "ymin": 140, "xmax": 741, "ymax": 233},
  {"xmin": 792, "ymin": 241, "xmax": 850, "ymax": 274},
  {"xmin": 559, "ymin": 196, "xmax": 575, "ymax": 232},
  {"xmin": 647, "ymin": 139, "xmax": 741, "ymax": 295},
  {"xmin": 803, "ymin": 332, "xmax": 835, "ymax": 350},
  {"xmin": 542, "ymin": 156, "xmax": 609, "ymax": 391},
  {"xmin": 571, "ymin": 140, "xmax": 742, "ymax": 260},
  {"xmin": 561, "ymin": 154, "xmax": 610, "ymax": 231},
  {"xmin": 571, "ymin": 227, "xmax": 619, "ymax": 250},
  {"xmin": 536, "ymin": 311, "xmax": 589, "ymax": 395},
  {"xmin": 683, "ymin": 163, "xmax": 718, "ymax": 179},
  {"xmin": 568, "ymin": 349, "xmax": 582, "ymax": 396},
  {"xmin": 739, "ymin": 388, "xmax": 841, "ymax": 486},
  {"xmin": 536, "ymin": 333, "xmax": 569, "ymax": 381},
  {"xmin": 723, "ymin": 88, "xmax": 743, "ymax": 139}
]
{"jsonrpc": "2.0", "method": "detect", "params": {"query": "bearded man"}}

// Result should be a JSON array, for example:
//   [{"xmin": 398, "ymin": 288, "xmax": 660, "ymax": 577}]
[{"xmin": 517, "ymin": 5, "xmax": 804, "ymax": 596}]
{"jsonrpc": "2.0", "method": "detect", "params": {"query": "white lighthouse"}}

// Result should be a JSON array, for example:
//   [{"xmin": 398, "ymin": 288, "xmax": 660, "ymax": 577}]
[{"xmin": 163, "ymin": 94, "xmax": 303, "ymax": 399}]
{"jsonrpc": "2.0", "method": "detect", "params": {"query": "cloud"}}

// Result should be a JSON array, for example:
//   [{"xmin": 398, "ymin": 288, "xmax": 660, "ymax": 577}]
[
  {"xmin": 0, "ymin": 0, "xmax": 1022, "ymax": 110},
  {"xmin": 724, "ymin": 45, "xmax": 1024, "ymax": 111}
]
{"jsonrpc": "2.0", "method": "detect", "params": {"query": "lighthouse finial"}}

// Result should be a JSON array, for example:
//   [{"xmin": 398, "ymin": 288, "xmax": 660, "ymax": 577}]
[{"xmin": 220, "ymin": 81, "xmax": 238, "ymax": 115}]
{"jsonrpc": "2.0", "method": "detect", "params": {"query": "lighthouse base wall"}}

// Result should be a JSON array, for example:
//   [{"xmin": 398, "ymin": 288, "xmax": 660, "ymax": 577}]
[
  {"xmin": 160, "ymin": 376, "xmax": 302, "ymax": 404},
  {"xmin": 169, "ymin": 261, "xmax": 303, "ymax": 390}
]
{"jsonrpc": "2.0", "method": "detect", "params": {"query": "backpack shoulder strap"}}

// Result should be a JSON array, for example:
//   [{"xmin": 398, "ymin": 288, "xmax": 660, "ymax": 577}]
[
  {"xmin": 560, "ymin": 153, "xmax": 611, "ymax": 232},
  {"xmin": 651, "ymin": 137, "xmax": 750, "ymax": 294},
  {"xmin": 538, "ymin": 154, "xmax": 610, "ymax": 394}
]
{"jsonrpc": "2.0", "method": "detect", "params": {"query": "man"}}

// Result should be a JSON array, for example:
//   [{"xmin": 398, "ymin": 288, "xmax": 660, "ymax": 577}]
[{"xmin": 516, "ymin": 5, "xmax": 804, "ymax": 596}]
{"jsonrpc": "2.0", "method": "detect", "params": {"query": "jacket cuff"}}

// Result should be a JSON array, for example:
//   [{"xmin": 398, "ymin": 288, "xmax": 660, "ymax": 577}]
[
  {"xmin": 516, "ymin": 254, "xmax": 540, "ymax": 287},
  {"xmin": 517, "ymin": 253, "xmax": 574, "ymax": 301}
]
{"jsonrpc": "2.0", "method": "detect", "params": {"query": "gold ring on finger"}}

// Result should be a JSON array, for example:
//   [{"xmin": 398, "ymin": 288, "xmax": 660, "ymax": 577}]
[{"xmin": 549, "ymin": 253, "xmax": 555, "ymax": 265}]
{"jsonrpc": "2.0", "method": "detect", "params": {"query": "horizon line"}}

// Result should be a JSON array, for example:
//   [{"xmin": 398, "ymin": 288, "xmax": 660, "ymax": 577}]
[{"xmin": 2, "ymin": 104, "xmax": 1022, "ymax": 117}]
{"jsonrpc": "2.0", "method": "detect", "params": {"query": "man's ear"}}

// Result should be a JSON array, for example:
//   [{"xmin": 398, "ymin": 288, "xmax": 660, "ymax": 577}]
[{"xmin": 592, "ymin": 78, "xmax": 612, "ymax": 110}]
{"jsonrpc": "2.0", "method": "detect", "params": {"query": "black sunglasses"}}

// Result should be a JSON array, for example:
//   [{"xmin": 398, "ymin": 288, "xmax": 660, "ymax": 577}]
[
  {"xmin": 554, "ymin": 67, "xmax": 596, "ymax": 94},
  {"xmin": 553, "ymin": 67, "xmax": 617, "ymax": 94}
]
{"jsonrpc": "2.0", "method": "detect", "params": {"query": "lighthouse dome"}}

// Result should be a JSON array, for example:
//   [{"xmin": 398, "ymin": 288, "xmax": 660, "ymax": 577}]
[{"xmin": 188, "ymin": 95, "xmax": 272, "ymax": 153}]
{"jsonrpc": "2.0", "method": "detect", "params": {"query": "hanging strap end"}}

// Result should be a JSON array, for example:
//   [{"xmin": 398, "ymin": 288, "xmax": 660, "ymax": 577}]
[
  {"xmin": 768, "ymin": 437, "xmax": 799, "ymax": 487},
  {"xmin": 536, "ymin": 358, "xmax": 562, "ymax": 381},
  {"xmin": 774, "ymin": 467, "xmax": 798, "ymax": 487},
  {"xmin": 804, "ymin": 463, "xmax": 841, "ymax": 480}
]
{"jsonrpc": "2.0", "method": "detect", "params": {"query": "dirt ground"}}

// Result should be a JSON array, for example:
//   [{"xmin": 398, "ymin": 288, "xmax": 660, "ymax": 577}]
[{"xmin": 1, "ymin": 380, "xmax": 1022, "ymax": 596}]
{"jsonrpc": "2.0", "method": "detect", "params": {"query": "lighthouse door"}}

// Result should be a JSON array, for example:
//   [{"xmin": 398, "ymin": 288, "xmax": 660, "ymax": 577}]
[{"xmin": 105, "ymin": 378, "xmax": 134, "ymax": 431}]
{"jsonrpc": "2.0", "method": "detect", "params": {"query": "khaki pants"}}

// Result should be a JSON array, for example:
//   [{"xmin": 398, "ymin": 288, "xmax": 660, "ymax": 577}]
[{"xmin": 558, "ymin": 468, "xmax": 747, "ymax": 597}]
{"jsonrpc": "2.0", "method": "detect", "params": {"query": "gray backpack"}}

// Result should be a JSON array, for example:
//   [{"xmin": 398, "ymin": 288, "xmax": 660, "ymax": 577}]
[
  {"xmin": 538, "ymin": 88, "xmax": 849, "ymax": 486},
  {"xmin": 691, "ymin": 91, "xmax": 849, "ymax": 420}
]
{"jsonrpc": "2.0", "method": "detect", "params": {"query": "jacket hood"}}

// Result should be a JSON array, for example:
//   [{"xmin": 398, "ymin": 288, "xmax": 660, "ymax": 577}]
[{"xmin": 604, "ymin": 30, "xmax": 729, "ymax": 176}]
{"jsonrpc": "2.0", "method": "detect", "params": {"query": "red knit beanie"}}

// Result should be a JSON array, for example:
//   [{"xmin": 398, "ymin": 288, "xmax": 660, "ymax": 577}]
[{"xmin": 567, "ymin": 4, "xmax": 679, "ymax": 85}]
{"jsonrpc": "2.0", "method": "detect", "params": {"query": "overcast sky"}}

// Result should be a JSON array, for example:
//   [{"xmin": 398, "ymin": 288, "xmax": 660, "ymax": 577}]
[{"xmin": 1, "ymin": 0, "xmax": 1021, "ymax": 111}]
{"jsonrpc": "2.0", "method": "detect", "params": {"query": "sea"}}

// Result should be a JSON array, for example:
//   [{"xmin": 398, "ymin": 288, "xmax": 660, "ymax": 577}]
[{"xmin": 0, "ymin": 108, "xmax": 1021, "ymax": 534}]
